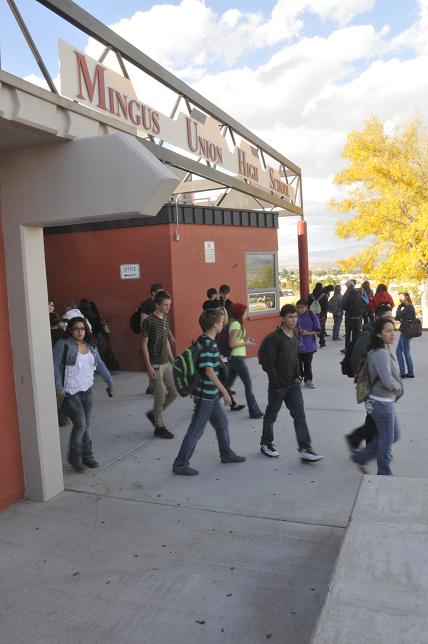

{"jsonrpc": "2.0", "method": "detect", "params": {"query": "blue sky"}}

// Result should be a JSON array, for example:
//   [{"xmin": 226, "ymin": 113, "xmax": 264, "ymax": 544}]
[{"xmin": 1, "ymin": 0, "xmax": 427, "ymax": 264}]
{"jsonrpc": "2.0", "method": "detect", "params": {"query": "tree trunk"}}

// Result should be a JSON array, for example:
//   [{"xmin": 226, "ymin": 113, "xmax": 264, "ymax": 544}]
[{"xmin": 421, "ymin": 277, "xmax": 428, "ymax": 328}]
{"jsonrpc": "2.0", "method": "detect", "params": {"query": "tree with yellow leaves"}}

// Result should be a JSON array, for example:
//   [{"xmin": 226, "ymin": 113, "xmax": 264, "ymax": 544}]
[{"xmin": 330, "ymin": 116, "xmax": 428, "ymax": 320}]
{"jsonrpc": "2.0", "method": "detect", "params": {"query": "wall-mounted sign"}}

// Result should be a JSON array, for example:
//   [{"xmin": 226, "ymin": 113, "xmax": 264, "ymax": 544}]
[
  {"xmin": 204, "ymin": 241, "xmax": 215, "ymax": 263},
  {"xmin": 58, "ymin": 40, "xmax": 295, "ymax": 204},
  {"xmin": 120, "ymin": 263, "xmax": 140, "ymax": 279}
]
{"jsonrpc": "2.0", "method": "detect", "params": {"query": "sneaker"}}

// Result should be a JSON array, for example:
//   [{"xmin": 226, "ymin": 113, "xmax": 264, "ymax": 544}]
[
  {"xmin": 299, "ymin": 448, "xmax": 324, "ymax": 463},
  {"xmin": 350, "ymin": 454, "xmax": 369, "ymax": 474},
  {"xmin": 230, "ymin": 404, "xmax": 245, "ymax": 412},
  {"xmin": 146, "ymin": 411, "xmax": 155, "ymax": 427},
  {"xmin": 172, "ymin": 464, "xmax": 199, "ymax": 476},
  {"xmin": 82, "ymin": 458, "xmax": 99, "ymax": 468},
  {"xmin": 260, "ymin": 443, "xmax": 280, "ymax": 458},
  {"xmin": 406, "ymin": 374, "xmax": 415, "ymax": 378},
  {"xmin": 67, "ymin": 456, "xmax": 85, "ymax": 472},
  {"xmin": 154, "ymin": 426, "xmax": 174, "ymax": 439},
  {"xmin": 304, "ymin": 381, "xmax": 316, "ymax": 388},
  {"xmin": 220, "ymin": 451, "xmax": 246, "ymax": 464},
  {"xmin": 249, "ymin": 412, "xmax": 264, "ymax": 419}
]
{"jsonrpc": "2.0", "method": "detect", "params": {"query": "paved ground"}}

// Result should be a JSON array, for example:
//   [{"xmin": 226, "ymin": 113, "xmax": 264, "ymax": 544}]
[{"xmin": 1, "ymin": 331, "xmax": 427, "ymax": 643}]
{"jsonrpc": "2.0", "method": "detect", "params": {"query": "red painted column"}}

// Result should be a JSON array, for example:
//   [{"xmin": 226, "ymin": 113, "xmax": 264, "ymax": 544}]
[{"xmin": 297, "ymin": 219, "xmax": 309, "ymax": 300}]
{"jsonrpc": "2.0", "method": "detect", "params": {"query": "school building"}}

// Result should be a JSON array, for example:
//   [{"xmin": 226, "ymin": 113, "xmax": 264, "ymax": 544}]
[{"xmin": 0, "ymin": 0, "xmax": 309, "ymax": 511}]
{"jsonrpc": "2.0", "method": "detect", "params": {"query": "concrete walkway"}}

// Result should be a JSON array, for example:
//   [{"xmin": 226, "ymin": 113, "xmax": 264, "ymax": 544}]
[{"xmin": 1, "ymin": 333, "xmax": 427, "ymax": 643}]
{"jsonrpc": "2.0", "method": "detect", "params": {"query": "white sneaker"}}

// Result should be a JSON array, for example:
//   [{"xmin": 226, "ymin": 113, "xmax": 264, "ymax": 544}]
[
  {"xmin": 299, "ymin": 448, "xmax": 324, "ymax": 462},
  {"xmin": 304, "ymin": 381, "xmax": 316, "ymax": 388},
  {"xmin": 260, "ymin": 443, "xmax": 280, "ymax": 458}
]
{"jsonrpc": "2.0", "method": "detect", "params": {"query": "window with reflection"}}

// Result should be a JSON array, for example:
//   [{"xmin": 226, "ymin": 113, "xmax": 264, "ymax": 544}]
[{"xmin": 246, "ymin": 253, "xmax": 278, "ymax": 315}]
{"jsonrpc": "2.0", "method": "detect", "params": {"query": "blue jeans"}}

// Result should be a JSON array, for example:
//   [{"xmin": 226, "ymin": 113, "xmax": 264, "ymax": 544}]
[
  {"xmin": 332, "ymin": 313, "xmax": 343, "ymax": 340},
  {"xmin": 227, "ymin": 356, "xmax": 262, "ymax": 417},
  {"xmin": 353, "ymin": 400, "xmax": 400, "ymax": 475},
  {"xmin": 173, "ymin": 397, "xmax": 232, "ymax": 467},
  {"xmin": 261, "ymin": 382, "xmax": 312, "ymax": 449},
  {"xmin": 396, "ymin": 333, "xmax": 414, "ymax": 376},
  {"xmin": 62, "ymin": 389, "xmax": 94, "ymax": 463}
]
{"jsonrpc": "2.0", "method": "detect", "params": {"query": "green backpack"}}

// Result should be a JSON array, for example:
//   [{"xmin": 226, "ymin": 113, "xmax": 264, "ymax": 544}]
[{"xmin": 172, "ymin": 341, "xmax": 203, "ymax": 397}]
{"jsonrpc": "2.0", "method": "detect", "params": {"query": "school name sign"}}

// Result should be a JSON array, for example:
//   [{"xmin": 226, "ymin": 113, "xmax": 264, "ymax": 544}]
[{"xmin": 59, "ymin": 40, "xmax": 294, "ymax": 203}]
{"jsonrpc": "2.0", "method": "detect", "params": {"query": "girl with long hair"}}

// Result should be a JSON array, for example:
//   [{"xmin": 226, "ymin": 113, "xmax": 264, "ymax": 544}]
[
  {"xmin": 53, "ymin": 317, "xmax": 115, "ymax": 472},
  {"xmin": 395, "ymin": 292, "xmax": 416, "ymax": 378},
  {"xmin": 351, "ymin": 317, "xmax": 403, "ymax": 475},
  {"xmin": 226, "ymin": 303, "xmax": 263, "ymax": 418}
]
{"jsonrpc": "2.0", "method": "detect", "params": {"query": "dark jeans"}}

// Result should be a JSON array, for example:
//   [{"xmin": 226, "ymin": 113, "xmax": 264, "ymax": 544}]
[
  {"xmin": 62, "ymin": 389, "xmax": 94, "ymax": 463},
  {"xmin": 348, "ymin": 413, "xmax": 377, "ymax": 449},
  {"xmin": 227, "ymin": 356, "xmax": 262, "ymax": 416},
  {"xmin": 345, "ymin": 317, "xmax": 362, "ymax": 352},
  {"xmin": 261, "ymin": 382, "xmax": 311, "ymax": 449},
  {"xmin": 332, "ymin": 313, "xmax": 343, "ymax": 340},
  {"xmin": 173, "ymin": 397, "xmax": 232, "ymax": 467},
  {"xmin": 319, "ymin": 315, "xmax": 326, "ymax": 347},
  {"xmin": 396, "ymin": 333, "xmax": 414, "ymax": 376},
  {"xmin": 298, "ymin": 352, "xmax": 314, "ymax": 382},
  {"xmin": 218, "ymin": 361, "xmax": 237, "ymax": 405},
  {"xmin": 353, "ymin": 401, "xmax": 400, "ymax": 475}
]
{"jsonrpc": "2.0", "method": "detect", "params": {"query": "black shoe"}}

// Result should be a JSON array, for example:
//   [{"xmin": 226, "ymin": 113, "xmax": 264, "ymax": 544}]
[
  {"xmin": 172, "ymin": 464, "xmax": 199, "ymax": 476},
  {"xmin": 325, "ymin": 333, "xmax": 330, "ymax": 337},
  {"xmin": 406, "ymin": 374, "xmax": 415, "ymax": 378},
  {"xmin": 221, "ymin": 451, "xmax": 246, "ymax": 464},
  {"xmin": 319, "ymin": 344, "xmax": 326, "ymax": 348},
  {"xmin": 146, "ymin": 386, "xmax": 154, "ymax": 394},
  {"xmin": 249, "ymin": 412, "xmax": 264, "ymax": 419},
  {"xmin": 400, "ymin": 373, "xmax": 407, "ymax": 378},
  {"xmin": 344, "ymin": 434, "xmax": 358, "ymax": 453},
  {"xmin": 230, "ymin": 404, "xmax": 245, "ymax": 411},
  {"xmin": 340, "ymin": 349, "xmax": 346, "ymax": 354},
  {"xmin": 82, "ymin": 458, "xmax": 99, "ymax": 468},
  {"xmin": 154, "ymin": 426, "xmax": 174, "ymax": 439},
  {"xmin": 146, "ymin": 411, "xmax": 155, "ymax": 427},
  {"xmin": 67, "ymin": 457, "xmax": 85, "ymax": 472}
]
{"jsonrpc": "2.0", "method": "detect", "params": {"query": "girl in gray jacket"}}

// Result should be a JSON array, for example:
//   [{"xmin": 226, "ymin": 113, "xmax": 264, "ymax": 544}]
[{"xmin": 352, "ymin": 317, "xmax": 403, "ymax": 475}]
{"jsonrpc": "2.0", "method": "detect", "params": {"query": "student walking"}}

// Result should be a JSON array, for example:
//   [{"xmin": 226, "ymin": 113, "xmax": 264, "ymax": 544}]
[
  {"xmin": 296, "ymin": 299, "xmax": 320, "ymax": 388},
  {"xmin": 395, "ymin": 292, "xmax": 416, "ymax": 378},
  {"xmin": 172, "ymin": 309, "xmax": 246, "ymax": 476},
  {"xmin": 342, "ymin": 280, "xmax": 364, "ymax": 353},
  {"xmin": 328, "ymin": 285, "xmax": 343, "ymax": 340},
  {"xmin": 258, "ymin": 304, "xmax": 324, "ymax": 462},
  {"xmin": 226, "ymin": 303, "xmax": 264, "ymax": 419},
  {"xmin": 308, "ymin": 283, "xmax": 328, "ymax": 347},
  {"xmin": 141, "ymin": 290, "xmax": 177, "ymax": 438},
  {"xmin": 351, "ymin": 317, "xmax": 403, "ymax": 475},
  {"xmin": 53, "ymin": 317, "xmax": 115, "ymax": 472}
]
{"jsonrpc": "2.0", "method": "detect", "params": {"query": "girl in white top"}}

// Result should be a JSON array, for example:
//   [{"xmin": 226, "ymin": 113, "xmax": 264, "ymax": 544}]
[{"xmin": 53, "ymin": 317, "xmax": 115, "ymax": 472}]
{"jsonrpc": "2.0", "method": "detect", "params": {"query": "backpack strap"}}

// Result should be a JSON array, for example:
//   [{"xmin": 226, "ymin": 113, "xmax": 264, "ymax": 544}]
[{"xmin": 61, "ymin": 343, "xmax": 69, "ymax": 387}]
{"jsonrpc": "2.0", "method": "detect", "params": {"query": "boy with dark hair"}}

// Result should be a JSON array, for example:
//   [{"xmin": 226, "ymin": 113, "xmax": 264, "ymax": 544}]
[
  {"xmin": 172, "ymin": 308, "xmax": 246, "ymax": 476},
  {"xmin": 202, "ymin": 287, "xmax": 222, "ymax": 310},
  {"xmin": 259, "ymin": 304, "xmax": 324, "ymax": 461},
  {"xmin": 141, "ymin": 290, "xmax": 177, "ymax": 438},
  {"xmin": 219, "ymin": 284, "xmax": 233, "ymax": 313}
]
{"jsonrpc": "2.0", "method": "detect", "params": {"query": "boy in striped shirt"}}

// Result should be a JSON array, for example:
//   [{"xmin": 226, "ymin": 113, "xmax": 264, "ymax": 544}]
[{"xmin": 173, "ymin": 309, "xmax": 246, "ymax": 476}]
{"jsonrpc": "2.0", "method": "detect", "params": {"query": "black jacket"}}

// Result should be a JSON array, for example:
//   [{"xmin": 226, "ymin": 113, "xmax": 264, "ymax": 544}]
[{"xmin": 262, "ymin": 327, "xmax": 300, "ymax": 388}]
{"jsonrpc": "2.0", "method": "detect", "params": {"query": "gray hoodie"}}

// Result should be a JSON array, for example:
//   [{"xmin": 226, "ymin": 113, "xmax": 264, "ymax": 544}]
[{"xmin": 368, "ymin": 347, "xmax": 403, "ymax": 401}]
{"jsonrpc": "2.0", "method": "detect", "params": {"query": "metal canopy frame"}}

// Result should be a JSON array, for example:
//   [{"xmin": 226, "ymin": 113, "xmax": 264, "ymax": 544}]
[{"xmin": 5, "ymin": 0, "xmax": 304, "ymax": 215}]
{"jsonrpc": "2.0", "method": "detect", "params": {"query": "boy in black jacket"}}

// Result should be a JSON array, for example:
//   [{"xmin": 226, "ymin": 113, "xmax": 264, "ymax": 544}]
[{"xmin": 259, "ymin": 304, "xmax": 324, "ymax": 462}]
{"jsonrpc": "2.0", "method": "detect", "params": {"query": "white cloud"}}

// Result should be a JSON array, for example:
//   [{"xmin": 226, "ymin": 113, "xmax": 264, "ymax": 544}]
[{"xmin": 390, "ymin": 0, "xmax": 428, "ymax": 55}]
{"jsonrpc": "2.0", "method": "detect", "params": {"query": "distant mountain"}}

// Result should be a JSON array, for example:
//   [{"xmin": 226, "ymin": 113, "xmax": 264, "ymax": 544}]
[{"xmin": 280, "ymin": 244, "xmax": 365, "ymax": 268}]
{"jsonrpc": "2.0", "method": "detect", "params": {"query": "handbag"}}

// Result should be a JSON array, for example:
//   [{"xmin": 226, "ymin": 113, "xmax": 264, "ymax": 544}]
[{"xmin": 400, "ymin": 318, "xmax": 422, "ymax": 339}]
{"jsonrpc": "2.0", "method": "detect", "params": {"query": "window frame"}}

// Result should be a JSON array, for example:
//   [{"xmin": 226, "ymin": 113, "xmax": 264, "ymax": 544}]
[{"xmin": 245, "ymin": 251, "xmax": 279, "ymax": 317}]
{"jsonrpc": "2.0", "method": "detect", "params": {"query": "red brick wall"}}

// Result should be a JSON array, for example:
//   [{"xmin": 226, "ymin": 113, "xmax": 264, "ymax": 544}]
[
  {"xmin": 169, "ymin": 223, "xmax": 279, "ymax": 355},
  {"xmin": 44, "ymin": 222, "xmax": 279, "ymax": 369},
  {"xmin": 44, "ymin": 225, "xmax": 173, "ymax": 372},
  {"xmin": 0, "ymin": 221, "xmax": 24, "ymax": 510}
]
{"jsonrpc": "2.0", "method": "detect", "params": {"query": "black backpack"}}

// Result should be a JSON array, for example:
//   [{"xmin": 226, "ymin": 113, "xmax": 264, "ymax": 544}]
[
  {"xmin": 129, "ymin": 306, "xmax": 143, "ymax": 334},
  {"xmin": 172, "ymin": 340, "xmax": 203, "ymax": 397},
  {"xmin": 258, "ymin": 331, "xmax": 279, "ymax": 371}
]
